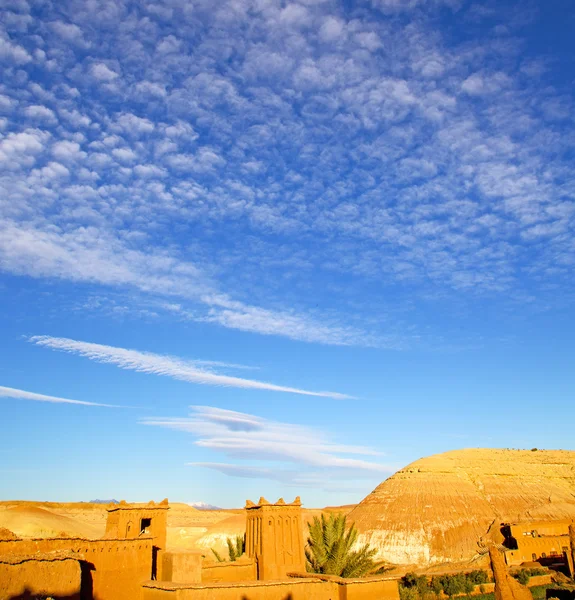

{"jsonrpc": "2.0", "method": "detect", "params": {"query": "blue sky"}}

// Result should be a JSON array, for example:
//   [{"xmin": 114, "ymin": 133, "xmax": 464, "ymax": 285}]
[{"xmin": 1, "ymin": 0, "xmax": 574, "ymax": 508}]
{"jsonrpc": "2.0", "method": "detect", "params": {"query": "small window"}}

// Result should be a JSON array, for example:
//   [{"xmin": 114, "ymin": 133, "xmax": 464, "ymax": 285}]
[
  {"xmin": 532, "ymin": 553, "xmax": 537, "ymax": 561},
  {"xmin": 140, "ymin": 518, "xmax": 152, "ymax": 534}
]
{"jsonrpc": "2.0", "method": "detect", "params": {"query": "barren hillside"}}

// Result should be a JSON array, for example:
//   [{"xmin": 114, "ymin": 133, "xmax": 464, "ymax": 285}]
[
  {"xmin": 349, "ymin": 448, "xmax": 575, "ymax": 567},
  {"xmin": 0, "ymin": 498, "xmax": 354, "ymax": 558},
  {"xmin": 0, "ymin": 504, "xmax": 105, "ymax": 539}
]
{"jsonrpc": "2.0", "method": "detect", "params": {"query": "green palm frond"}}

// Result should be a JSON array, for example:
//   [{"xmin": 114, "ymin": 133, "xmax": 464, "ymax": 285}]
[
  {"xmin": 305, "ymin": 513, "xmax": 386, "ymax": 578},
  {"xmin": 211, "ymin": 548, "xmax": 224, "ymax": 562},
  {"xmin": 213, "ymin": 533, "xmax": 246, "ymax": 563}
]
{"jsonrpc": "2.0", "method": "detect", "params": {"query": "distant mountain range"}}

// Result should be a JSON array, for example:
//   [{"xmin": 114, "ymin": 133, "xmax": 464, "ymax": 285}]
[
  {"xmin": 89, "ymin": 499, "xmax": 119, "ymax": 504},
  {"xmin": 188, "ymin": 502, "xmax": 221, "ymax": 510}
]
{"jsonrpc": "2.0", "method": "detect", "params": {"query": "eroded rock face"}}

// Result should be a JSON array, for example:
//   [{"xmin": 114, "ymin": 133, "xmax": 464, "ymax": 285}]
[
  {"xmin": 490, "ymin": 546, "xmax": 532, "ymax": 600},
  {"xmin": 349, "ymin": 449, "xmax": 575, "ymax": 566},
  {"xmin": 569, "ymin": 524, "xmax": 575, "ymax": 576}
]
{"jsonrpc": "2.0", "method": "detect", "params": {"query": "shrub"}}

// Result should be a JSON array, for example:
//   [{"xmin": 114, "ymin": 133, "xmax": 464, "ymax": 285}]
[
  {"xmin": 441, "ymin": 573, "xmax": 466, "ymax": 597},
  {"xmin": 515, "ymin": 570, "xmax": 530, "ymax": 585},
  {"xmin": 400, "ymin": 569, "xmax": 491, "ymax": 599},
  {"xmin": 403, "ymin": 572, "xmax": 428, "ymax": 590},
  {"xmin": 467, "ymin": 570, "xmax": 489, "ymax": 585},
  {"xmin": 400, "ymin": 586, "xmax": 420, "ymax": 600},
  {"xmin": 430, "ymin": 577, "xmax": 443, "ymax": 596},
  {"xmin": 463, "ymin": 577, "xmax": 475, "ymax": 594}
]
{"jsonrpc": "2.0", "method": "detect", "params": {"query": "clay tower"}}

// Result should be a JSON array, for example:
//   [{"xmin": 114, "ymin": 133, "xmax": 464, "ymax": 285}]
[
  {"xmin": 245, "ymin": 496, "xmax": 306, "ymax": 580},
  {"xmin": 105, "ymin": 499, "xmax": 169, "ymax": 579}
]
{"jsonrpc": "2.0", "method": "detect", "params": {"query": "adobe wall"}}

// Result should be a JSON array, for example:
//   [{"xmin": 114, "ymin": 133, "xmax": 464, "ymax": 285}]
[
  {"xmin": 105, "ymin": 499, "xmax": 169, "ymax": 581},
  {"xmin": 163, "ymin": 550, "xmax": 203, "ymax": 583},
  {"xmin": 201, "ymin": 557, "xmax": 257, "ymax": 583},
  {"xmin": 510, "ymin": 521, "xmax": 574, "ymax": 537},
  {"xmin": 526, "ymin": 575, "xmax": 552, "ymax": 587},
  {"xmin": 339, "ymin": 576, "xmax": 401, "ymax": 600},
  {"xmin": 142, "ymin": 574, "xmax": 401, "ymax": 600},
  {"xmin": 505, "ymin": 535, "xmax": 571, "ymax": 566},
  {"xmin": 0, "ymin": 555, "xmax": 81, "ymax": 600},
  {"xmin": 288, "ymin": 571, "xmax": 401, "ymax": 600},
  {"xmin": 142, "ymin": 578, "xmax": 335, "ymax": 600},
  {"xmin": 0, "ymin": 536, "xmax": 153, "ymax": 600}
]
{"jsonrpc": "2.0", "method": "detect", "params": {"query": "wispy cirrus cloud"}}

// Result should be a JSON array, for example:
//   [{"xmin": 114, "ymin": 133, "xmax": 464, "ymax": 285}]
[
  {"xmin": 0, "ymin": 384, "xmax": 124, "ymax": 407},
  {"xmin": 142, "ymin": 406, "xmax": 393, "ymax": 487},
  {"xmin": 29, "ymin": 336, "xmax": 353, "ymax": 399},
  {"xmin": 0, "ymin": 221, "xmax": 373, "ymax": 347}
]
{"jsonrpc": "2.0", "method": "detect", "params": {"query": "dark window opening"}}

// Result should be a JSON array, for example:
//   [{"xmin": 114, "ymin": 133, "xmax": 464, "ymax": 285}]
[
  {"xmin": 151, "ymin": 546, "xmax": 159, "ymax": 580},
  {"xmin": 140, "ymin": 518, "xmax": 152, "ymax": 535}
]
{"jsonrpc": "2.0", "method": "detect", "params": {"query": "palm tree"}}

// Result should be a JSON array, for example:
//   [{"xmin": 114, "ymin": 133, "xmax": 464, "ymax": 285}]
[
  {"xmin": 211, "ymin": 534, "xmax": 245, "ymax": 562},
  {"xmin": 227, "ymin": 534, "xmax": 245, "ymax": 561},
  {"xmin": 305, "ymin": 513, "xmax": 385, "ymax": 578}
]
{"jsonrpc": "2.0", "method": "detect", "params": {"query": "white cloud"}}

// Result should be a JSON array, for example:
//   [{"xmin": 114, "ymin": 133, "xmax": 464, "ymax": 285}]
[
  {"xmin": 50, "ymin": 21, "xmax": 90, "ymax": 48},
  {"xmin": 112, "ymin": 147, "xmax": 137, "ymax": 163},
  {"xmin": 0, "ymin": 35, "xmax": 32, "ymax": 64},
  {"xmin": 24, "ymin": 105, "xmax": 57, "ymax": 124},
  {"xmin": 133, "ymin": 164, "xmax": 167, "ymax": 178},
  {"xmin": 51, "ymin": 140, "xmax": 84, "ymax": 161},
  {"xmin": 202, "ymin": 294, "xmax": 375, "ymax": 347},
  {"xmin": 115, "ymin": 113, "xmax": 155, "ymax": 135},
  {"xmin": 0, "ymin": 385, "xmax": 123, "ymax": 407},
  {"xmin": 142, "ymin": 405, "xmax": 391, "ymax": 474},
  {"xmin": 1, "ymin": 0, "xmax": 574, "ymax": 350},
  {"xmin": 279, "ymin": 4, "xmax": 310, "ymax": 27},
  {"xmin": 30, "ymin": 336, "xmax": 354, "ymax": 399},
  {"xmin": 0, "ymin": 219, "xmax": 374, "ymax": 346},
  {"xmin": 461, "ymin": 72, "xmax": 511, "ymax": 96},
  {"xmin": 0, "ymin": 128, "xmax": 50, "ymax": 168},
  {"xmin": 319, "ymin": 17, "xmax": 345, "ymax": 43},
  {"xmin": 90, "ymin": 63, "xmax": 119, "ymax": 81}
]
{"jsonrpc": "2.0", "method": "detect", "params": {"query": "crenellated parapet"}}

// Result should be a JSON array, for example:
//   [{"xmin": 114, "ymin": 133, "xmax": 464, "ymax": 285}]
[{"xmin": 244, "ymin": 496, "xmax": 305, "ymax": 581}]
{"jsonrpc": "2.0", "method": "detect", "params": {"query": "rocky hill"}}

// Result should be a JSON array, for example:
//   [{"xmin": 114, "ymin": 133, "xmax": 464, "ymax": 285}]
[{"xmin": 349, "ymin": 448, "xmax": 575, "ymax": 567}]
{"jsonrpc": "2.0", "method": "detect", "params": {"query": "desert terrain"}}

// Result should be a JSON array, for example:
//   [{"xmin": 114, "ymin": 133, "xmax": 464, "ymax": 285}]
[
  {"xmin": 2, "ymin": 448, "xmax": 575, "ymax": 573},
  {"xmin": 0, "ymin": 499, "xmax": 353, "ymax": 558},
  {"xmin": 350, "ymin": 448, "xmax": 575, "ymax": 567}
]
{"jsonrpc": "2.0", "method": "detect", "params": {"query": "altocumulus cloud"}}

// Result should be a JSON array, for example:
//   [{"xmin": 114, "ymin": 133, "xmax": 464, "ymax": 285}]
[
  {"xmin": 30, "ymin": 336, "xmax": 353, "ymax": 399},
  {"xmin": 1, "ymin": 0, "xmax": 574, "ymax": 349}
]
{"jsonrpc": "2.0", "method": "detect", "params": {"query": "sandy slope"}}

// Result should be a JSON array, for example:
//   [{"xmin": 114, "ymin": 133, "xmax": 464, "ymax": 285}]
[
  {"xmin": 0, "ymin": 499, "xmax": 354, "ymax": 556},
  {"xmin": 0, "ymin": 504, "xmax": 105, "ymax": 539},
  {"xmin": 348, "ymin": 448, "xmax": 575, "ymax": 567}
]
